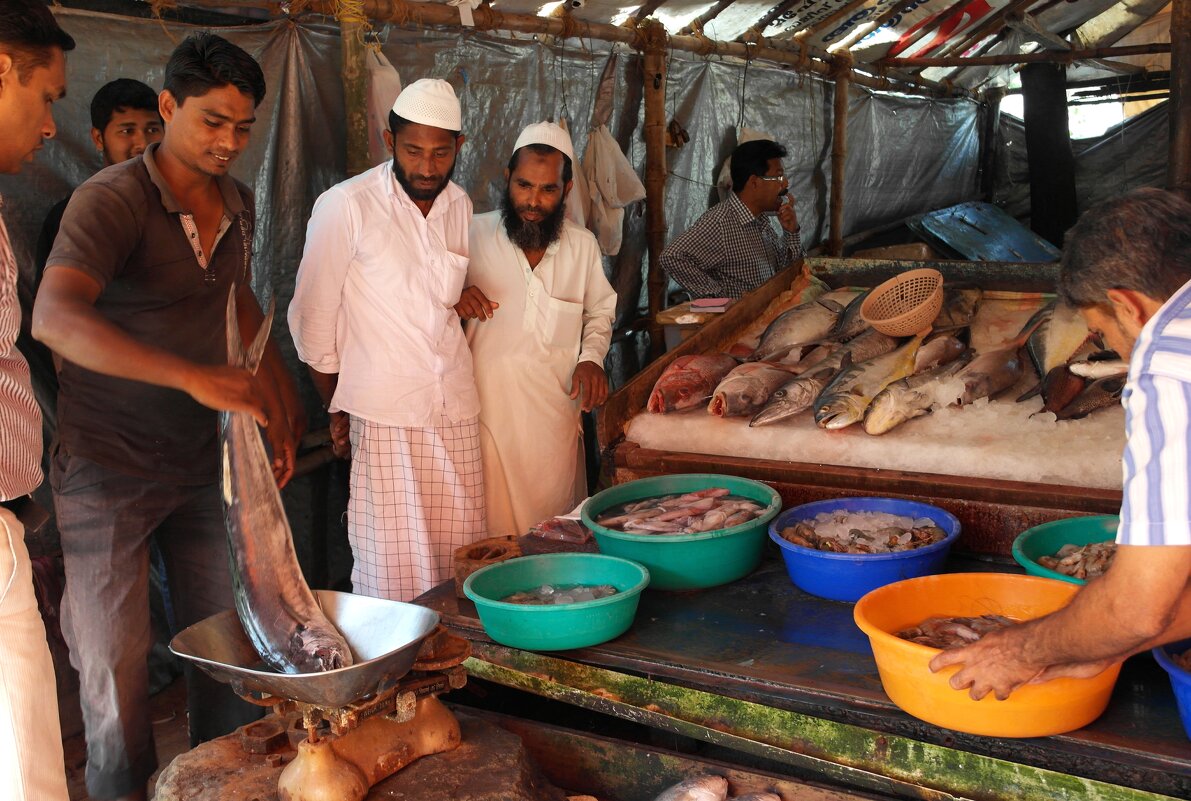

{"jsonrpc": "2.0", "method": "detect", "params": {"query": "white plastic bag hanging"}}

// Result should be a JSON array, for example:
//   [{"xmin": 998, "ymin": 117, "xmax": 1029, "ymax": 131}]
[
  {"xmin": 366, "ymin": 50, "xmax": 402, "ymax": 166},
  {"xmin": 558, "ymin": 117, "xmax": 591, "ymax": 228},
  {"xmin": 583, "ymin": 125, "xmax": 645, "ymax": 255}
]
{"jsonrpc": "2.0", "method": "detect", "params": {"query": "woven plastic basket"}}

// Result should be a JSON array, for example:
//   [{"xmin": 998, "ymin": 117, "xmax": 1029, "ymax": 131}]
[{"xmin": 860, "ymin": 269, "xmax": 944, "ymax": 337}]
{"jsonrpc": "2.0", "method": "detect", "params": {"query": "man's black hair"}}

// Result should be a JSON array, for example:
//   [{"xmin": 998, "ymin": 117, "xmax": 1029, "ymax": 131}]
[
  {"xmin": 163, "ymin": 32, "xmax": 265, "ymax": 107},
  {"xmin": 730, "ymin": 139, "xmax": 787, "ymax": 193},
  {"xmin": 90, "ymin": 78, "xmax": 160, "ymax": 131},
  {"xmin": 388, "ymin": 110, "xmax": 460, "ymax": 139},
  {"xmin": 0, "ymin": 0, "xmax": 75, "ymax": 83},
  {"xmin": 1058, "ymin": 188, "xmax": 1191, "ymax": 310},
  {"xmin": 507, "ymin": 143, "xmax": 573, "ymax": 184}
]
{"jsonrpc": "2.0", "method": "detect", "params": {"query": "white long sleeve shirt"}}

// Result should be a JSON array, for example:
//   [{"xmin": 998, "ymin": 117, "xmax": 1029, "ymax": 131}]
[{"xmin": 289, "ymin": 164, "xmax": 479, "ymax": 427}]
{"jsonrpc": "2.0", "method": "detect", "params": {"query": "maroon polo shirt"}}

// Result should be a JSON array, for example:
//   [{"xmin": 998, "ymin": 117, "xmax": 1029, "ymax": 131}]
[{"xmin": 46, "ymin": 143, "xmax": 254, "ymax": 484}]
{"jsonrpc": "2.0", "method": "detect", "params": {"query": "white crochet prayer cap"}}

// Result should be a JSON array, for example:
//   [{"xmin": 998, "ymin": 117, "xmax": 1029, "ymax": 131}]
[
  {"xmin": 390, "ymin": 78, "xmax": 461, "ymax": 131},
  {"xmin": 513, "ymin": 121, "xmax": 575, "ymax": 162}
]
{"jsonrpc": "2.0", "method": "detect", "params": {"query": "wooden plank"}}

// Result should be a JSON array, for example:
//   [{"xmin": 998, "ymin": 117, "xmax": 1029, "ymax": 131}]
[
  {"xmin": 829, "ymin": 63, "xmax": 850, "ymax": 256},
  {"xmin": 643, "ymin": 21, "xmax": 669, "ymax": 360},
  {"xmin": 1170, "ymin": 0, "xmax": 1191, "ymax": 200}
]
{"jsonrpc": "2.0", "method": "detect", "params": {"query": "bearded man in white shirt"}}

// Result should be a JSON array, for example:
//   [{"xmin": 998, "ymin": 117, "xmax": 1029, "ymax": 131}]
[
  {"xmin": 289, "ymin": 79, "xmax": 485, "ymax": 601},
  {"xmin": 456, "ymin": 122, "xmax": 616, "ymax": 536}
]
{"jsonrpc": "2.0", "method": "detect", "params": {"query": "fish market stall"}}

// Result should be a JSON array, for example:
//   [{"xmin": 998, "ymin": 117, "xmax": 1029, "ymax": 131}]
[
  {"xmin": 418, "ymin": 556, "xmax": 1191, "ymax": 801},
  {"xmin": 598, "ymin": 257, "xmax": 1125, "ymax": 557}
]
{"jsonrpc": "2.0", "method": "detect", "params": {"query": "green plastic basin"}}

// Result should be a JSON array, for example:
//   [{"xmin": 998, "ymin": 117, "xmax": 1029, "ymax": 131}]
[
  {"xmin": 581, "ymin": 473, "xmax": 782, "ymax": 591},
  {"xmin": 1011, "ymin": 515, "xmax": 1119, "ymax": 585},
  {"xmin": 463, "ymin": 553, "xmax": 649, "ymax": 651}
]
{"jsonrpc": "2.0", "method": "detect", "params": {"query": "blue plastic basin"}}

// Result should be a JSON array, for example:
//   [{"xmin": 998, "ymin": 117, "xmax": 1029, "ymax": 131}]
[
  {"xmin": 1153, "ymin": 638, "xmax": 1191, "ymax": 741},
  {"xmin": 769, "ymin": 497, "xmax": 961, "ymax": 602}
]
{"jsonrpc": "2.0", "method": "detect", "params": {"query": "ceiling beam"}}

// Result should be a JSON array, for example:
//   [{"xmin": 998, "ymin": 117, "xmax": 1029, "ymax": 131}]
[
  {"xmin": 1073, "ymin": 0, "xmax": 1172, "ymax": 49},
  {"xmin": 934, "ymin": 0, "xmax": 1041, "ymax": 59},
  {"xmin": 800, "ymin": 0, "xmax": 873, "ymax": 38},
  {"xmin": 633, "ymin": 0, "xmax": 670, "ymax": 22},
  {"xmin": 678, "ymin": 0, "xmax": 739, "ymax": 35},
  {"xmin": 882, "ymin": 41, "xmax": 1171, "ymax": 67},
  {"xmin": 745, "ymin": 0, "xmax": 805, "ymax": 38},
  {"xmin": 827, "ymin": 0, "xmax": 923, "ymax": 53},
  {"xmin": 1003, "ymin": 11, "xmax": 1071, "ymax": 51}
]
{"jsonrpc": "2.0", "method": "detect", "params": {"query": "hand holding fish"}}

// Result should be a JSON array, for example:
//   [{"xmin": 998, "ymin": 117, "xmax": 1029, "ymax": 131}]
[
  {"xmin": 777, "ymin": 194, "xmax": 799, "ymax": 234},
  {"xmin": 264, "ymin": 420, "xmax": 296, "ymax": 489},
  {"xmin": 571, "ymin": 360, "xmax": 608, "ymax": 412},
  {"xmin": 455, "ymin": 285, "xmax": 499, "ymax": 320},
  {"xmin": 928, "ymin": 626, "xmax": 1045, "ymax": 700},
  {"xmin": 184, "ymin": 363, "xmax": 268, "ymax": 428}
]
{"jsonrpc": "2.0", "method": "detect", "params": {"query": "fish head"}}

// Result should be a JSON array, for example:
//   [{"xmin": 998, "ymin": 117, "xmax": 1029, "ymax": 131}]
[
  {"xmin": 289, "ymin": 625, "xmax": 354, "ymax": 672},
  {"xmin": 655, "ymin": 775, "xmax": 729, "ymax": 801},
  {"xmin": 814, "ymin": 392, "xmax": 866, "ymax": 430},
  {"xmin": 863, "ymin": 391, "xmax": 908, "ymax": 435}
]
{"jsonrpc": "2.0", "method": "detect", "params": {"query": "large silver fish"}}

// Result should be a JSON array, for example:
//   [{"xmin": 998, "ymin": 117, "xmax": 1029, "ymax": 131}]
[
  {"xmin": 750, "ymin": 329, "xmax": 899, "ymax": 427},
  {"xmin": 708, "ymin": 362, "xmax": 797, "ymax": 417},
  {"xmin": 221, "ymin": 291, "xmax": 353, "ymax": 674},
  {"xmin": 954, "ymin": 347, "xmax": 1025, "ymax": 404},
  {"xmin": 653, "ymin": 776, "xmax": 729, "ymax": 801},
  {"xmin": 863, "ymin": 354, "xmax": 972, "ymax": 436},
  {"xmin": 827, "ymin": 288, "xmax": 871, "ymax": 341},
  {"xmin": 750, "ymin": 294, "xmax": 847, "ymax": 363},
  {"xmin": 814, "ymin": 334, "xmax": 925, "ymax": 430}
]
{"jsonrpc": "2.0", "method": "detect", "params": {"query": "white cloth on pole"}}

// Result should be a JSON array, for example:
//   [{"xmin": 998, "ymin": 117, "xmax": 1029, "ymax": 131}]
[
  {"xmin": 366, "ymin": 50, "xmax": 402, "ymax": 166},
  {"xmin": 347, "ymin": 415, "xmax": 486, "ymax": 601},
  {"xmin": 465, "ymin": 212, "xmax": 615, "ymax": 536},
  {"xmin": 0, "ymin": 508, "xmax": 68, "ymax": 801},
  {"xmin": 582, "ymin": 124, "xmax": 646, "ymax": 255},
  {"xmin": 558, "ymin": 118, "xmax": 591, "ymax": 229}
]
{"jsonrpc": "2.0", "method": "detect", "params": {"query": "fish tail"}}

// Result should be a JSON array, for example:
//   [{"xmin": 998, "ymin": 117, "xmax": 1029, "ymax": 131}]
[{"xmin": 225, "ymin": 285, "xmax": 276, "ymax": 373}]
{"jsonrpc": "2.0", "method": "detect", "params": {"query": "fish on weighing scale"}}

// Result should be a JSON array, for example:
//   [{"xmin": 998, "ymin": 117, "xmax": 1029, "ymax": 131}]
[{"xmin": 167, "ymin": 590, "xmax": 471, "ymax": 801}]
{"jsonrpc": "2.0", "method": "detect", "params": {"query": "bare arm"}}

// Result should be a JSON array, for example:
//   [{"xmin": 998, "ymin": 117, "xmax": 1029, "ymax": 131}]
[
  {"xmin": 306, "ymin": 367, "xmax": 349, "ymax": 460},
  {"xmin": 33, "ymin": 265, "xmax": 267, "ymax": 426},
  {"xmin": 930, "ymin": 545, "xmax": 1191, "ymax": 699}
]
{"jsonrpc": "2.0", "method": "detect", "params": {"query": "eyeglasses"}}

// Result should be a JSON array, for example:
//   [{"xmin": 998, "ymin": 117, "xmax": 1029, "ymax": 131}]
[{"xmin": 756, "ymin": 174, "xmax": 788, "ymax": 183}]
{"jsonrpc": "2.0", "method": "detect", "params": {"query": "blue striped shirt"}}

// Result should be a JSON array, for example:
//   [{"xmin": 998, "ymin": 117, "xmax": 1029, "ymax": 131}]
[{"xmin": 1118, "ymin": 278, "xmax": 1191, "ymax": 546}]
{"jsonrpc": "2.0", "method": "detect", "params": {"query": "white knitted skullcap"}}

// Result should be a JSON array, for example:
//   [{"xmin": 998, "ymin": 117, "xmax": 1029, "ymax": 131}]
[
  {"xmin": 512, "ymin": 121, "xmax": 575, "ymax": 162},
  {"xmin": 391, "ymin": 78, "xmax": 461, "ymax": 132}
]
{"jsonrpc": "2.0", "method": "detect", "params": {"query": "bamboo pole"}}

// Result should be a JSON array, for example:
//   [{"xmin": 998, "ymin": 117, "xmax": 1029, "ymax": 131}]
[
  {"xmin": 680, "ymin": 0, "xmax": 741, "ymax": 34},
  {"xmin": 1171, "ymin": 0, "xmax": 1191, "ymax": 199},
  {"xmin": 934, "ymin": 0, "xmax": 1040, "ymax": 61},
  {"xmin": 745, "ymin": 0, "xmax": 802, "ymax": 38},
  {"xmin": 339, "ymin": 10, "xmax": 371, "ymax": 176},
  {"xmin": 642, "ymin": 20, "xmax": 669, "ymax": 359},
  {"xmin": 828, "ymin": 59, "xmax": 850, "ymax": 257},
  {"xmin": 882, "ymin": 42, "xmax": 1171, "ymax": 68},
  {"xmin": 829, "ymin": 0, "xmax": 924, "ymax": 54},
  {"xmin": 979, "ymin": 86, "xmax": 1004, "ymax": 200},
  {"xmin": 802, "ymin": 0, "xmax": 876, "ymax": 38}
]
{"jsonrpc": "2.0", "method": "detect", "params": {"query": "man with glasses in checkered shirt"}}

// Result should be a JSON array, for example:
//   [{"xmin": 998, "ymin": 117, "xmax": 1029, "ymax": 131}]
[{"xmin": 661, "ymin": 139, "xmax": 803, "ymax": 299}]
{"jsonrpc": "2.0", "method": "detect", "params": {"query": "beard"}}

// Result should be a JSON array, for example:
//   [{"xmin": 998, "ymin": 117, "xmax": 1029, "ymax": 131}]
[
  {"xmin": 393, "ymin": 157, "xmax": 454, "ymax": 202},
  {"xmin": 501, "ymin": 185, "xmax": 567, "ymax": 251}
]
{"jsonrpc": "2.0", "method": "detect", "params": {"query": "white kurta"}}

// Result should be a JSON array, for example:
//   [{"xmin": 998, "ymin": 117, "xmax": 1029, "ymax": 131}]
[{"xmin": 466, "ymin": 212, "xmax": 616, "ymax": 536}]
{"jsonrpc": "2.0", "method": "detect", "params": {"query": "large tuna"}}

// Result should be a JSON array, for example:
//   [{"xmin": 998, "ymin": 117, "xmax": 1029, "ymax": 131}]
[
  {"xmin": 749, "ymin": 294, "xmax": 847, "ymax": 363},
  {"xmin": 647, "ymin": 354, "xmax": 738, "ymax": 413},
  {"xmin": 221, "ymin": 290, "xmax": 353, "ymax": 674}
]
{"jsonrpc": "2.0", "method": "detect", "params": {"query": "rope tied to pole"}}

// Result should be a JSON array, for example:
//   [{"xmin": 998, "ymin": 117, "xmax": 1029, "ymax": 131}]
[{"xmin": 794, "ymin": 31, "xmax": 811, "ymax": 74}]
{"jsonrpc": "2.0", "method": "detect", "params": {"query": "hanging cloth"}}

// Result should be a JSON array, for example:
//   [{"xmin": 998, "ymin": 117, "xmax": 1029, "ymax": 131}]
[
  {"xmin": 558, "ymin": 117, "xmax": 591, "ymax": 229},
  {"xmin": 366, "ymin": 50, "xmax": 402, "ymax": 166},
  {"xmin": 582, "ymin": 124, "xmax": 646, "ymax": 256}
]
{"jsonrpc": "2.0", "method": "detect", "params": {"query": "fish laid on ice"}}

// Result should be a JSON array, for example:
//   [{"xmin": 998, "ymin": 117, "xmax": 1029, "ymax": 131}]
[
  {"xmin": 1054, "ymin": 374, "xmax": 1125, "ymax": 420},
  {"xmin": 750, "ymin": 329, "xmax": 898, "ymax": 427},
  {"xmin": 827, "ymin": 288, "xmax": 871, "ymax": 341},
  {"xmin": 729, "ymin": 794, "xmax": 782, "ymax": 801},
  {"xmin": 913, "ymin": 333, "xmax": 967, "ymax": 372},
  {"xmin": 653, "ymin": 776, "xmax": 729, "ymax": 801},
  {"xmin": 647, "ymin": 354, "xmax": 738, "ymax": 413},
  {"xmin": 1038, "ymin": 366, "xmax": 1086, "ymax": 413},
  {"xmin": 953, "ymin": 347, "xmax": 1024, "ymax": 404},
  {"xmin": 221, "ymin": 291, "xmax": 352, "ymax": 674},
  {"xmin": 708, "ymin": 362, "xmax": 797, "ymax": 417},
  {"xmin": 1019, "ymin": 301, "xmax": 1092, "ymax": 403},
  {"xmin": 863, "ymin": 354, "xmax": 972, "ymax": 435},
  {"xmin": 814, "ymin": 333, "xmax": 925, "ymax": 430},
  {"xmin": 931, "ymin": 285, "xmax": 983, "ymax": 331},
  {"xmin": 750, "ymin": 293, "xmax": 848, "ymax": 362}
]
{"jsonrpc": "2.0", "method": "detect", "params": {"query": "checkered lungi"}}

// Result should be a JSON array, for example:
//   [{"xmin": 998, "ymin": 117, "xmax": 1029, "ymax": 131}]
[{"xmin": 348, "ymin": 415, "xmax": 486, "ymax": 601}]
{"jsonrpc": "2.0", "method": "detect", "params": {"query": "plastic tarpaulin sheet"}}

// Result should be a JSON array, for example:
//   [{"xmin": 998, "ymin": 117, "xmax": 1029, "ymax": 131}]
[
  {"xmin": 993, "ymin": 101, "xmax": 1169, "ymax": 222},
  {"xmin": 0, "ymin": 7, "xmax": 980, "ymax": 451}
]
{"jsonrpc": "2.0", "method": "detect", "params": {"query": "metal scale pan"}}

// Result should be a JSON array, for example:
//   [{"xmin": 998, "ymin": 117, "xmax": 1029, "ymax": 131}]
[{"xmin": 169, "ymin": 590, "xmax": 440, "ymax": 708}]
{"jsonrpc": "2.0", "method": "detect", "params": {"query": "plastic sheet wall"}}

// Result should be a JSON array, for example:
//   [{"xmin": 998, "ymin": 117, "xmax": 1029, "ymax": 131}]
[
  {"xmin": 0, "ymin": 8, "xmax": 980, "ymax": 575},
  {"xmin": 993, "ymin": 102, "xmax": 1169, "ymax": 225}
]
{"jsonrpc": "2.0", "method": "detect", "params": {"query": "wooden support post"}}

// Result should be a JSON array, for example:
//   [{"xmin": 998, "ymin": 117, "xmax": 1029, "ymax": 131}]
[
  {"xmin": 980, "ymin": 87, "xmax": 1005, "ymax": 200},
  {"xmin": 1021, "ymin": 63, "xmax": 1077, "ymax": 247},
  {"xmin": 828, "ymin": 61, "xmax": 850, "ymax": 257},
  {"xmin": 642, "ymin": 20, "xmax": 669, "ymax": 359},
  {"xmin": 339, "ymin": 13, "xmax": 371, "ymax": 176},
  {"xmin": 1170, "ymin": 0, "xmax": 1191, "ymax": 199}
]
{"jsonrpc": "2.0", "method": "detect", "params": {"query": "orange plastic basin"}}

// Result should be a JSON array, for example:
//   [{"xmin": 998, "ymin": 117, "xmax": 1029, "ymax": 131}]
[{"xmin": 853, "ymin": 572, "xmax": 1122, "ymax": 738}]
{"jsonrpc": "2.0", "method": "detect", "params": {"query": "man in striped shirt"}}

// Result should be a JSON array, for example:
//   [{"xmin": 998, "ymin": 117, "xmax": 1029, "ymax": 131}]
[
  {"xmin": 660, "ymin": 139, "xmax": 803, "ymax": 299},
  {"xmin": 0, "ymin": 3, "xmax": 74, "ymax": 798},
  {"xmin": 932, "ymin": 188, "xmax": 1191, "ymax": 700}
]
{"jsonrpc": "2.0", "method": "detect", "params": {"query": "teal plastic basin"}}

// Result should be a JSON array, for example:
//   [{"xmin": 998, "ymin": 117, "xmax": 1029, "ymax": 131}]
[
  {"xmin": 463, "ymin": 553, "xmax": 649, "ymax": 651},
  {"xmin": 581, "ymin": 473, "xmax": 782, "ymax": 591},
  {"xmin": 1011, "ymin": 515, "xmax": 1119, "ymax": 585}
]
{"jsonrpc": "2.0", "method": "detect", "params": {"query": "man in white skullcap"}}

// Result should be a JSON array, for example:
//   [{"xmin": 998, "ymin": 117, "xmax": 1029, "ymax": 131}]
[
  {"xmin": 290, "ymin": 78, "xmax": 485, "ymax": 600},
  {"xmin": 457, "ymin": 122, "xmax": 616, "ymax": 536}
]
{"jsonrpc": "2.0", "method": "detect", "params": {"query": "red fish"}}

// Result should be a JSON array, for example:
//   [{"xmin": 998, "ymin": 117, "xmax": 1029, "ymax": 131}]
[{"xmin": 647, "ymin": 354, "xmax": 738, "ymax": 413}]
